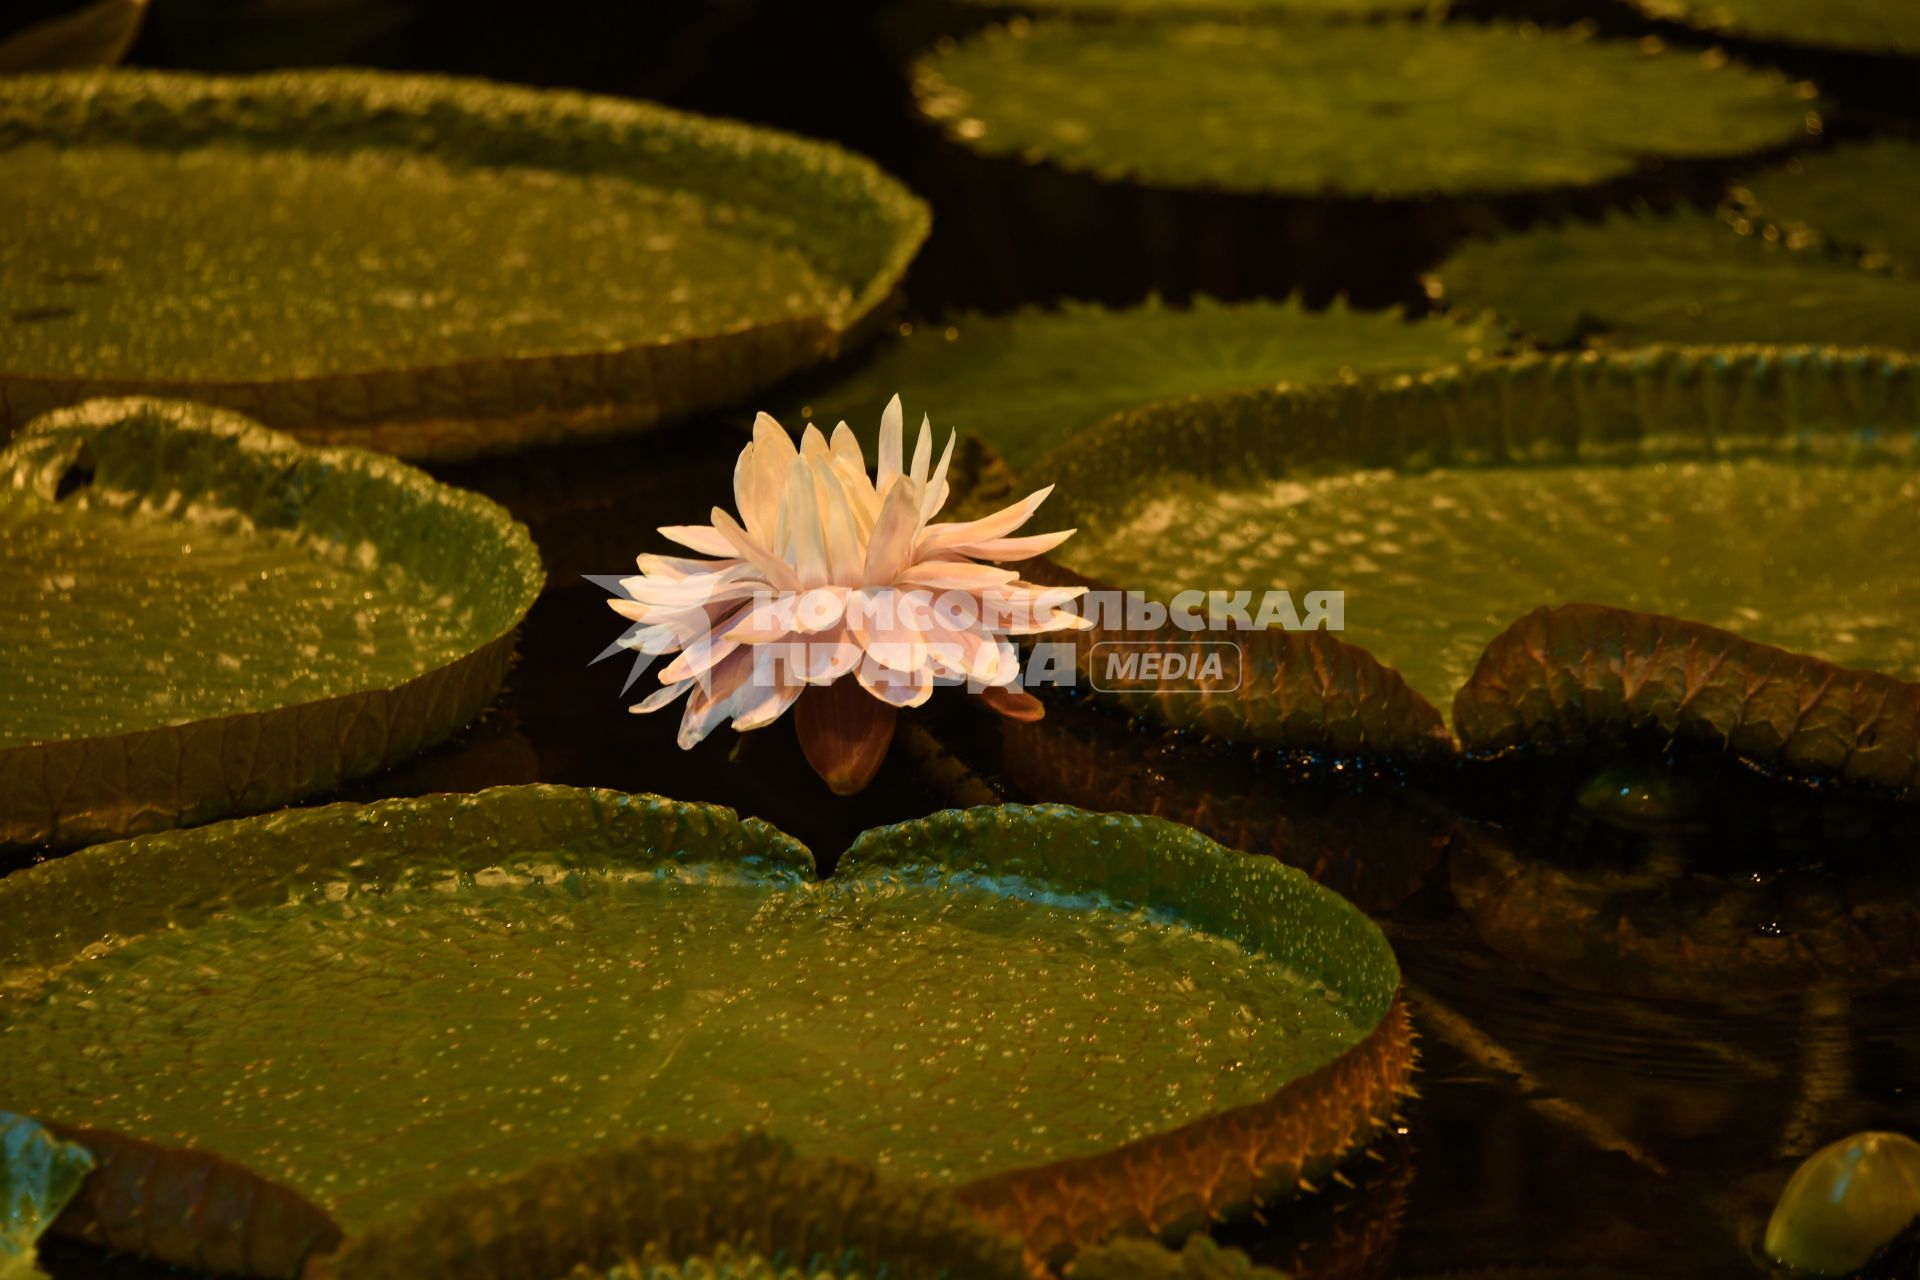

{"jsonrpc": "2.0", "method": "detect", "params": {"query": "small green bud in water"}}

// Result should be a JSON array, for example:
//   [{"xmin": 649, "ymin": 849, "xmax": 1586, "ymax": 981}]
[{"xmin": 1766, "ymin": 1132, "xmax": 1920, "ymax": 1275}]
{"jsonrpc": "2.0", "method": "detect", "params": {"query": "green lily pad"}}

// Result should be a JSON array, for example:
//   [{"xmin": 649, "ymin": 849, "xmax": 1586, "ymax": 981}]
[
  {"xmin": 308, "ymin": 1132, "xmax": 1029, "ymax": 1280},
  {"xmin": 1028, "ymin": 346, "xmax": 1920, "ymax": 772},
  {"xmin": 0, "ymin": 398, "xmax": 541, "ymax": 848},
  {"xmin": 911, "ymin": 22, "xmax": 1817, "ymax": 197},
  {"xmin": 0, "ymin": 788, "xmax": 1412, "ymax": 1272},
  {"xmin": 1, "ymin": 1113, "xmax": 92, "ymax": 1280},
  {"xmin": 1434, "ymin": 210, "xmax": 1920, "ymax": 349},
  {"xmin": 794, "ymin": 298, "xmax": 1502, "ymax": 472},
  {"xmin": 1627, "ymin": 0, "xmax": 1920, "ymax": 56},
  {"xmin": 1740, "ymin": 140, "xmax": 1920, "ymax": 275},
  {"xmin": 0, "ymin": 69, "xmax": 929, "ymax": 461}
]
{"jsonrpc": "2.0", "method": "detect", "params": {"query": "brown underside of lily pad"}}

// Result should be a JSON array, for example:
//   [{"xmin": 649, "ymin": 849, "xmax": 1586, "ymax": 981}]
[
  {"xmin": 46, "ymin": 1123, "xmax": 342, "ymax": 1278},
  {"xmin": 1021, "ymin": 558, "xmax": 1454, "ymax": 765},
  {"xmin": 1453, "ymin": 603, "xmax": 1920, "ymax": 796},
  {"xmin": 997, "ymin": 701, "xmax": 1452, "ymax": 913},
  {"xmin": 305, "ymin": 1131, "xmax": 1030, "ymax": 1280}
]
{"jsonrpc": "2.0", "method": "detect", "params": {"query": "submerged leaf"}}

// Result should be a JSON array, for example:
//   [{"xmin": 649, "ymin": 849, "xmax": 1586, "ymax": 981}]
[
  {"xmin": 1435, "ymin": 210, "xmax": 1920, "ymax": 349},
  {"xmin": 795, "ymin": 298, "xmax": 1501, "ymax": 472},
  {"xmin": 913, "ymin": 21, "xmax": 1816, "ymax": 196},
  {"xmin": 1, "ymin": 1114, "xmax": 92, "ymax": 1280}
]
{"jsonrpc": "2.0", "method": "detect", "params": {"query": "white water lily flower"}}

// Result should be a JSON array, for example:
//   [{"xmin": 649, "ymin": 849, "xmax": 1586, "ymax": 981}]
[{"xmin": 607, "ymin": 395, "xmax": 1089, "ymax": 794}]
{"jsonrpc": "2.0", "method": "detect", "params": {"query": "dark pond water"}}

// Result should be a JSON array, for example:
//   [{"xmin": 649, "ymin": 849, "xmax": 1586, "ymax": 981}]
[{"xmin": 10, "ymin": 0, "xmax": 1920, "ymax": 1276}]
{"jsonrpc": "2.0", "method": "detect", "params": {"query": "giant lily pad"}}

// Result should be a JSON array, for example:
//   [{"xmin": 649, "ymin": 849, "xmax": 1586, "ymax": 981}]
[
  {"xmin": 0, "ymin": 787, "xmax": 1412, "ymax": 1272},
  {"xmin": 0, "ymin": 69, "xmax": 929, "ymax": 461},
  {"xmin": 1740, "ymin": 140, "xmax": 1920, "ymax": 275},
  {"xmin": 793, "ymin": 297, "xmax": 1502, "ymax": 473},
  {"xmin": 0, "ymin": 398, "xmax": 542, "ymax": 848},
  {"xmin": 307, "ymin": 1132, "xmax": 1030, "ymax": 1280},
  {"xmin": 1626, "ymin": 0, "xmax": 1920, "ymax": 57},
  {"xmin": 1434, "ymin": 210, "xmax": 1920, "ymax": 349},
  {"xmin": 1025, "ymin": 346, "xmax": 1920, "ymax": 783},
  {"xmin": 1, "ymin": 1113, "xmax": 92, "ymax": 1280},
  {"xmin": 911, "ymin": 22, "xmax": 1817, "ymax": 197}
]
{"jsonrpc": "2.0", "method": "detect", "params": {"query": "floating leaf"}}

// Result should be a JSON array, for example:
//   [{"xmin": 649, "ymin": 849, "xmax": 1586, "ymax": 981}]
[
  {"xmin": 912, "ymin": 22, "xmax": 1816, "ymax": 196},
  {"xmin": 0, "ymin": 0, "xmax": 148, "ymax": 73},
  {"xmin": 0, "ymin": 398, "xmax": 542, "ymax": 848},
  {"xmin": 1, "ymin": 1114, "xmax": 92, "ymax": 1280},
  {"xmin": 1026, "ymin": 346, "xmax": 1920, "ymax": 773},
  {"xmin": 1741, "ymin": 139, "xmax": 1920, "ymax": 275},
  {"xmin": 1435, "ymin": 210, "xmax": 1920, "ymax": 348},
  {"xmin": 0, "ymin": 788, "xmax": 1412, "ymax": 1272},
  {"xmin": 0, "ymin": 70, "xmax": 929, "ymax": 460},
  {"xmin": 308, "ymin": 1132, "xmax": 1028, "ymax": 1280},
  {"xmin": 794, "ymin": 298, "xmax": 1501, "ymax": 472},
  {"xmin": 1627, "ymin": 0, "xmax": 1920, "ymax": 56}
]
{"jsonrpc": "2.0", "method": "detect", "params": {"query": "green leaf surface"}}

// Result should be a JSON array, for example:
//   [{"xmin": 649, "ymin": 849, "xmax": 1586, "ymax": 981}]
[
  {"xmin": 1031, "ymin": 346, "xmax": 1920, "ymax": 765},
  {"xmin": 1435, "ymin": 210, "xmax": 1920, "ymax": 349},
  {"xmin": 794, "ymin": 298, "xmax": 1501, "ymax": 472},
  {"xmin": 1628, "ymin": 0, "xmax": 1920, "ymax": 55},
  {"xmin": 0, "ymin": 788, "xmax": 1408, "ymax": 1271},
  {"xmin": 0, "ymin": 70, "xmax": 929, "ymax": 460},
  {"xmin": 0, "ymin": 1114, "xmax": 92, "ymax": 1280},
  {"xmin": 1741, "ymin": 140, "xmax": 1920, "ymax": 275},
  {"xmin": 0, "ymin": 398, "xmax": 542, "ymax": 847},
  {"xmin": 912, "ymin": 22, "xmax": 1816, "ymax": 196}
]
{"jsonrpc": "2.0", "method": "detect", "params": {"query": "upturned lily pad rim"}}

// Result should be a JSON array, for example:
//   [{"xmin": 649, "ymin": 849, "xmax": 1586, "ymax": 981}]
[
  {"xmin": 0, "ymin": 785, "xmax": 1409, "ymax": 1273},
  {"xmin": 1026, "ymin": 344, "xmax": 1920, "ymax": 787},
  {"xmin": 0, "ymin": 69, "xmax": 931, "ymax": 460},
  {"xmin": 0, "ymin": 397, "xmax": 543, "ymax": 848}
]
